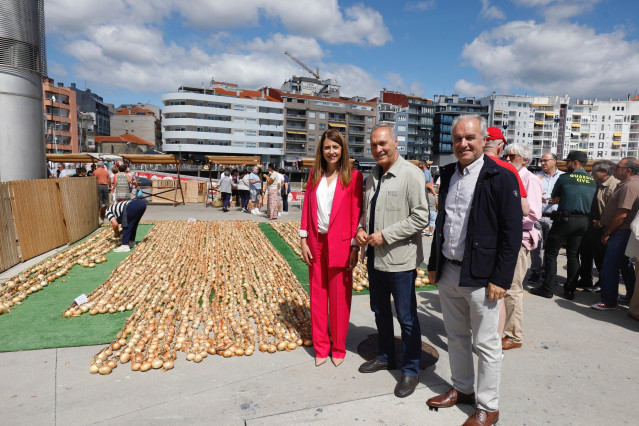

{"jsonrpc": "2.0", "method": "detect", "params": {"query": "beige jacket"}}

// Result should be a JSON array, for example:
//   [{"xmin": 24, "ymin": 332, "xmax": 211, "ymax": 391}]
[
  {"xmin": 359, "ymin": 155, "xmax": 429, "ymax": 272},
  {"xmin": 595, "ymin": 175, "xmax": 619, "ymax": 218}
]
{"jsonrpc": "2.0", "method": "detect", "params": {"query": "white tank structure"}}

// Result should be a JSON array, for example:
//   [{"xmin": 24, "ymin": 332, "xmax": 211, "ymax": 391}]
[{"xmin": 0, "ymin": 0, "xmax": 47, "ymax": 182}]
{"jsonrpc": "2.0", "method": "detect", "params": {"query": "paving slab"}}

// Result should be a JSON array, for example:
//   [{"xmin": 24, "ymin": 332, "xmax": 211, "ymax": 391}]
[{"xmin": 2, "ymin": 206, "xmax": 639, "ymax": 425}]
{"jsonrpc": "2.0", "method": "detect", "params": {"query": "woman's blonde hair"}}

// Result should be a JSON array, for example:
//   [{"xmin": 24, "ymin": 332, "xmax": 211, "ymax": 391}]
[{"xmin": 310, "ymin": 129, "xmax": 352, "ymax": 188}]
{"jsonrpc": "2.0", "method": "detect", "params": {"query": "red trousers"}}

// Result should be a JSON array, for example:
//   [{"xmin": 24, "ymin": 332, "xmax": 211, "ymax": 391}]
[{"xmin": 309, "ymin": 233, "xmax": 353, "ymax": 358}]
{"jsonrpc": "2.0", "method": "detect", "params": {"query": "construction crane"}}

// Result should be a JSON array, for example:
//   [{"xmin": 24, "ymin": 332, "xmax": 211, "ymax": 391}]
[{"xmin": 284, "ymin": 51, "xmax": 320, "ymax": 79}]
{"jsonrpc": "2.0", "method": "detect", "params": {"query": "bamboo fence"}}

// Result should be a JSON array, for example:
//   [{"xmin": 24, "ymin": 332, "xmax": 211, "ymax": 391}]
[{"xmin": 0, "ymin": 178, "xmax": 100, "ymax": 272}]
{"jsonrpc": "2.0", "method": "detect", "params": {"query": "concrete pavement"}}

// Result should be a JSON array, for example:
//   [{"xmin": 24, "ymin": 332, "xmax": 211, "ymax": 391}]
[{"xmin": 1, "ymin": 203, "xmax": 638, "ymax": 425}]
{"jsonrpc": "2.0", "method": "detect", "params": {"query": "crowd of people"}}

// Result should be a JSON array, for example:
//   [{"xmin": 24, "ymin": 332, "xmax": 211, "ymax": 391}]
[
  {"xmin": 217, "ymin": 164, "xmax": 291, "ymax": 219},
  {"xmin": 298, "ymin": 117, "xmax": 638, "ymax": 426}
]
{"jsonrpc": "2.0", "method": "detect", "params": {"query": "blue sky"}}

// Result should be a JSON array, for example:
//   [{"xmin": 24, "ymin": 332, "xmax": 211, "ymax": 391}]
[{"xmin": 45, "ymin": 0, "xmax": 639, "ymax": 109}]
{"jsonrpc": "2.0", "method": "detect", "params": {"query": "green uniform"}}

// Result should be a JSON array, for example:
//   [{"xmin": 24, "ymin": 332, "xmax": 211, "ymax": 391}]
[
  {"xmin": 537, "ymin": 168, "xmax": 597, "ymax": 298},
  {"xmin": 552, "ymin": 169, "xmax": 596, "ymax": 213}
]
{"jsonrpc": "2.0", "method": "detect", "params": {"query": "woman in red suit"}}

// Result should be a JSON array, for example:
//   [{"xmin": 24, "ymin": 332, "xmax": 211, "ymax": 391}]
[{"xmin": 300, "ymin": 129, "xmax": 363, "ymax": 367}]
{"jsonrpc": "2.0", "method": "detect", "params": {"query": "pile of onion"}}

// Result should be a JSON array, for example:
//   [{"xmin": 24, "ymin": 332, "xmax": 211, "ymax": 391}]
[
  {"xmin": 0, "ymin": 228, "xmax": 117, "ymax": 315},
  {"xmin": 74, "ymin": 221, "xmax": 311, "ymax": 375}
]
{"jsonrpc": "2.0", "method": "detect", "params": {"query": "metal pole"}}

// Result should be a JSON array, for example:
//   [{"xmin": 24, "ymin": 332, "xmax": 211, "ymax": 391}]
[{"xmin": 51, "ymin": 95, "xmax": 57, "ymax": 153}]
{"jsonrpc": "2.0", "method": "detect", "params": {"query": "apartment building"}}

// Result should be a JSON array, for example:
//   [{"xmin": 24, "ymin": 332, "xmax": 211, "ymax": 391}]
[
  {"xmin": 161, "ymin": 82, "xmax": 284, "ymax": 164},
  {"xmin": 406, "ymin": 95, "xmax": 435, "ymax": 161},
  {"xmin": 432, "ymin": 95, "xmax": 487, "ymax": 165},
  {"xmin": 373, "ymin": 90, "xmax": 409, "ymax": 156},
  {"xmin": 482, "ymin": 94, "xmax": 570, "ymax": 160},
  {"xmin": 562, "ymin": 99, "xmax": 639, "ymax": 161},
  {"xmin": 111, "ymin": 105, "xmax": 161, "ymax": 148},
  {"xmin": 278, "ymin": 91, "xmax": 376, "ymax": 162},
  {"xmin": 43, "ymin": 77, "xmax": 78, "ymax": 153},
  {"xmin": 70, "ymin": 83, "xmax": 110, "ymax": 138}
]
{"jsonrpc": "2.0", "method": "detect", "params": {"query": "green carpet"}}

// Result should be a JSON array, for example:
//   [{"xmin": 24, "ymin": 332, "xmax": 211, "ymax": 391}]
[
  {"xmin": 257, "ymin": 223, "xmax": 436, "ymax": 295},
  {"xmin": 0, "ymin": 224, "xmax": 153, "ymax": 352},
  {"xmin": 258, "ymin": 222, "xmax": 309, "ymax": 292}
]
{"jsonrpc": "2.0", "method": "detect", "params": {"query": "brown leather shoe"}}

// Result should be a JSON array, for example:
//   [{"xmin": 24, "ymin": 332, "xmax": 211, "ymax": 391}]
[
  {"xmin": 462, "ymin": 408, "xmax": 499, "ymax": 425},
  {"xmin": 426, "ymin": 387, "xmax": 475, "ymax": 411},
  {"xmin": 501, "ymin": 337, "xmax": 522, "ymax": 350}
]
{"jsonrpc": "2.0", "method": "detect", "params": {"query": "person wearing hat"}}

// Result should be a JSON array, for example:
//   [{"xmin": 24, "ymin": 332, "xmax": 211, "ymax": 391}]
[
  {"xmin": 484, "ymin": 127, "xmax": 530, "ymax": 217},
  {"xmin": 530, "ymin": 151, "xmax": 596, "ymax": 299}
]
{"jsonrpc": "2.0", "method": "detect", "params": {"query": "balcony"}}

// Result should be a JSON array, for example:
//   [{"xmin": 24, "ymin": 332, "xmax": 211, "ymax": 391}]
[
  {"xmin": 349, "ymin": 116, "xmax": 365, "ymax": 124},
  {"xmin": 349, "ymin": 127, "xmax": 365, "ymax": 135},
  {"xmin": 328, "ymin": 114, "xmax": 346, "ymax": 122},
  {"xmin": 286, "ymin": 123, "xmax": 306, "ymax": 131}
]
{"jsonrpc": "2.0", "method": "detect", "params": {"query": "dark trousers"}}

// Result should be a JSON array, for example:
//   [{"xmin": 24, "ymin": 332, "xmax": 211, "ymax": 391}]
[
  {"xmin": 600, "ymin": 230, "xmax": 635, "ymax": 306},
  {"xmin": 221, "ymin": 192, "xmax": 231, "ymax": 208},
  {"xmin": 578, "ymin": 225, "xmax": 605, "ymax": 286},
  {"xmin": 367, "ymin": 266, "xmax": 421, "ymax": 377},
  {"xmin": 98, "ymin": 184, "xmax": 109, "ymax": 208},
  {"xmin": 541, "ymin": 215, "xmax": 589, "ymax": 293},
  {"xmin": 239, "ymin": 190, "xmax": 250, "ymax": 209},
  {"xmin": 282, "ymin": 192, "xmax": 289, "ymax": 212},
  {"xmin": 122, "ymin": 200, "xmax": 146, "ymax": 245}
]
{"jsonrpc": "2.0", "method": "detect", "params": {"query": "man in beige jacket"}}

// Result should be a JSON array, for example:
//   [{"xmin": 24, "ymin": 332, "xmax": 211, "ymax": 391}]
[{"xmin": 355, "ymin": 124, "xmax": 429, "ymax": 398}]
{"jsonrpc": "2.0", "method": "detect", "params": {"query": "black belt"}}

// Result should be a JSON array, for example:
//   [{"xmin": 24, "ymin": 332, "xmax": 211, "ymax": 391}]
[
  {"xmin": 98, "ymin": 183, "xmax": 108, "ymax": 186},
  {"xmin": 446, "ymin": 257, "xmax": 462, "ymax": 266},
  {"xmin": 542, "ymin": 213, "xmax": 552, "ymax": 217}
]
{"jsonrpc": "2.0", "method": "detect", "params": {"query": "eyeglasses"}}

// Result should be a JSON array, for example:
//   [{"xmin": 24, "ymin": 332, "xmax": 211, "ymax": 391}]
[
  {"xmin": 504, "ymin": 154, "xmax": 521, "ymax": 160},
  {"xmin": 540, "ymin": 159, "xmax": 554, "ymax": 163}
]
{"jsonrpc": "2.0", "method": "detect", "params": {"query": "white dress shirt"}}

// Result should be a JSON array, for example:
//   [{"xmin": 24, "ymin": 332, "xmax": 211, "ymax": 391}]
[
  {"xmin": 442, "ymin": 155, "xmax": 485, "ymax": 261},
  {"xmin": 316, "ymin": 175, "xmax": 337, "ymax": 234}
]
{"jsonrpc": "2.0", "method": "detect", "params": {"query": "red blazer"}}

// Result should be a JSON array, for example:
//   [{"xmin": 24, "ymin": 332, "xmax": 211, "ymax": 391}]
[{"xmin": 301, "ymin": 169, "xmax": 363, "ymax": 268}]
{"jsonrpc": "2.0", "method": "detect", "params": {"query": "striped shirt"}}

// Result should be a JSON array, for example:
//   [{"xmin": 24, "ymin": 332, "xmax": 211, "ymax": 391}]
[{"xmin": 105, "ymin": 201, "xmax": 130, "ymax": 222}]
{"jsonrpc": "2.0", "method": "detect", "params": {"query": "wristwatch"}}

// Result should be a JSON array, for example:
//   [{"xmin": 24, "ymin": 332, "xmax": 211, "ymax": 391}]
[{"xmin": 351, "ymin": 246, "xmax": 360, "ymax": 251}]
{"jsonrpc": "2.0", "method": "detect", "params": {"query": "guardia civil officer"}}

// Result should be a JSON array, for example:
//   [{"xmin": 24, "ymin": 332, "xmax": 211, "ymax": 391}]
[{"xmin": 530, "ymin": 151, "xmax": 596, "ymax": 299}]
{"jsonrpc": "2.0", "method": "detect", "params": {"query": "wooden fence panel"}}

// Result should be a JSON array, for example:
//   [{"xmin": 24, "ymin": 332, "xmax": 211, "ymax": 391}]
[
  {"xmin": 9, "ymin": 179, "xmax": 68, "ymax": 261},
  {"xmin": 151, "ymin": 180, "xmax": 184, "ymax": 204},
  {"xmin": 0, "ymin": 182, "xmax": 19, "ymax": 272},
  {"xmin": 59, "ymin": 177, "xmax": 99, "ymax": 243}
]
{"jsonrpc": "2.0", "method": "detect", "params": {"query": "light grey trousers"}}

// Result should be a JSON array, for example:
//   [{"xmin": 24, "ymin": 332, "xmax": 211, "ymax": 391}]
[{"xmin": 438, "ymin": 261, "xmax": 502, "ymax": 412}]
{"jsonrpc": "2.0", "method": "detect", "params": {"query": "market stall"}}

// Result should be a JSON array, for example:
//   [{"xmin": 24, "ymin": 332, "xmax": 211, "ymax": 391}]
[
  {"xmin": 119, "ymin": 154, "xmax": 184, "ymax": 206},
  {"xmin": 46, "ymin": 153, "xmax": 99, "ymax": 165}
]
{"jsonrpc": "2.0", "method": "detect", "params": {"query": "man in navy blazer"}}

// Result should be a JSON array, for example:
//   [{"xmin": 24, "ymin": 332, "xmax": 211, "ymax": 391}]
[{"xmin": 426, "ymin": 114, "xmax": 522, "ymax": 426}]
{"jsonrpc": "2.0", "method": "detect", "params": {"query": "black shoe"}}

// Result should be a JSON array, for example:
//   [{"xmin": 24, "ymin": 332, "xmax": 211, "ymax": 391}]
[
  {"xmin": 394, "ymin": 374, "xmax": 419, "ymax": 398},
  {"xmin": 530, "ymin": 286, "xmax": 553, "ymax": 298},
  {"xmin": 527, "ymin": 273, "xmax": 541, "ymax": 283},
  {"xmin": 358, "ymin": 358, "xmax": 396, "ymax": 373},
  {"xmin": 563, "ymin": 288, "xmax": 575, "ymax": 300}
]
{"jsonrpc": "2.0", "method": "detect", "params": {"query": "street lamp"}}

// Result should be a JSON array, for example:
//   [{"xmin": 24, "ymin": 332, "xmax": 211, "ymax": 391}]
[{"xmin": 51, "ymin": 95, "xmax": 57, "ymax": 154}]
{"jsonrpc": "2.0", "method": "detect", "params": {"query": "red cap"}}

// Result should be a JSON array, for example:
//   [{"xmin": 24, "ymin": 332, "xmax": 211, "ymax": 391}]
[{"xmin": 486, "ymin": 127, "xmax": 507, "ymax": 144}]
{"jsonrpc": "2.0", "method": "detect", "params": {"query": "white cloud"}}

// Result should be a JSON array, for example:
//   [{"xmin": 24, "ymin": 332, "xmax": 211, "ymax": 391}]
[
  {"xmin": 263, "ymin": 1, "xmax": 392, "ymax": 46},
  {"xmin": 511, "ymin": 0, "xmax": 602, "ymax": 20},
  {"xmin": 404, "ymin": 1, "xmax": 437, "ymax": 12},
  {"xmin": 242, "ymin": 34, "xmax": 324, "ymax": 61},
  {"xmin": 460, "ymin": 20, "xmax": 639, "ymax": 99},
  {"xmin": 479, "ymin": 0, "xmax": 506, "ymax": 20},
  {"xmin": 383, "ymin": 72, "xmax": 425, "ymax": 96},
  {"xmin": 453, "ymin": 79, "xmax": 489, "ymax": 97},
  {"xmin": 323, "ymin": 64, "xmax": 381, "ymax": 99}
]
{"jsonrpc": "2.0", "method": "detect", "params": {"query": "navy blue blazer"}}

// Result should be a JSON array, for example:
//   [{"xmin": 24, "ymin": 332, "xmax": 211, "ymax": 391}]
[{"xmin": 428, "ymin": 155, "xmax": 522, "ymax": 289}]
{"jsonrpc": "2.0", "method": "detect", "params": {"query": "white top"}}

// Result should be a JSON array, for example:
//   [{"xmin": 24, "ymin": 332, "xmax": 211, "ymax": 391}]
[
  {"xmin": 237, "ymin": 174, "xmax": 250, "ymax": 191},
  {"xmin": 316, "ymin": 175, "xmax": 337, "ymax": 234}
]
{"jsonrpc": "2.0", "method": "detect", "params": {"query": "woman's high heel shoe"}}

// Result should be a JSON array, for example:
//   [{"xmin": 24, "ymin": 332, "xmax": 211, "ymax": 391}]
[
  {"xmin": 315, "ymin": 357, "xmax": 327, "ymax": 367},
  {"xmin": 331, "ymin": 357, "xmax": 344, "ymax": 367}
]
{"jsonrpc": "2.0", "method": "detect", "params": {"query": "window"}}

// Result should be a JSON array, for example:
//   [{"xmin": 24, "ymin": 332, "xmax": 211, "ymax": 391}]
[
  {"xmin": 246, "ymin": 106, "xmax": 257, "ymax": 113},
  {"xmin": 246, "ymin": 142, "xmax": 256, "ymax": 148},
  {"xmin": 319, "ymin": 112, "xmax": 326, "ymax": 119},
  {"xmin": 246, "ymin": 118, "xmax": 257, "ymax": 124},
  {"xmin": 367, "ymin": 117, "xmax": 373, "ymax": 123},
  {"xmin": 308, "ymin": 123, "xmax": 316, "ymax": 130},
  {"xmin": 233, "ymin": 105, "xmax": 245, "ymax": 111},
  {"xmin": 598, "ymin": 142, "xmax": 604, "ymax": 148},
  {"xmin": 398, "ymin": 125, "xmax": 407, "ymax": 132},
  {"xmin": 308, "ymin": 134, "xmax": 315, "ymax": 142},
  {"xmin": 246, "ymin": 130, "xmax": 256, "ymax": 136},
  {"xmin": 319, "ymin": 123, "xmax": 326, "ymax": 130},
  {"xmin": 308, "ymin": 111, "xmax": 316, "ymax": 118}
]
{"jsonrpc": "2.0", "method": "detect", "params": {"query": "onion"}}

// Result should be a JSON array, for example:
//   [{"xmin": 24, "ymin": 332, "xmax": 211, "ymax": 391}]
[
  {"xmin": 89, "ymin": 364, "xmax": 99, "ymax": 374},
  {"xmin": 98, "ymin": 365, "xmax": 112, "ymax": 375}
]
